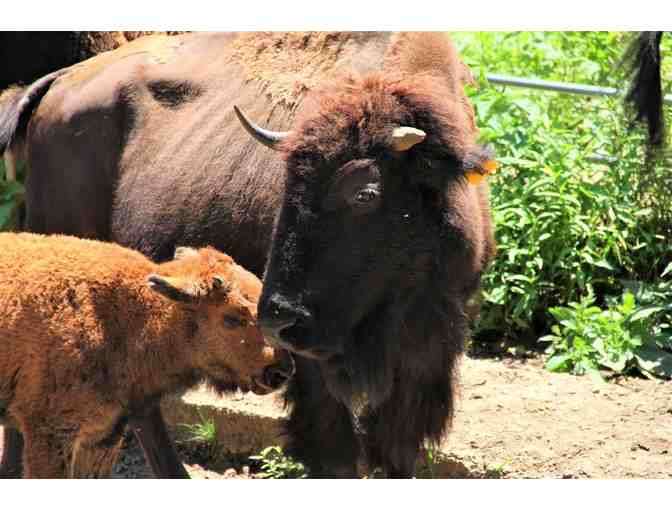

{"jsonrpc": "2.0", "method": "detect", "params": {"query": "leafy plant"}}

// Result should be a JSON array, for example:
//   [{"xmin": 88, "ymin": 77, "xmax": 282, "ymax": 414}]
[
  {"xmin": 249, "ymin": 446, "xmax": 307, "ymax": 479},
  {"xmin": 540, "ymin": 287, "xmax": 672, "ymax": 381},
  {"xmin": 449, "ymin": 32, "xmax": 672, "ymax": 372}
]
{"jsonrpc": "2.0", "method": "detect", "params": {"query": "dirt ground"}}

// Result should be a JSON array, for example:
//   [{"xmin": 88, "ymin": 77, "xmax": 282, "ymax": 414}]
[
  {"xmin": 435, "ymin": 355, "xmax": 671, "ymax": 478},
  {"xmin": 2, "ymin": 354, "xmax": 670, "ymax": 478}
]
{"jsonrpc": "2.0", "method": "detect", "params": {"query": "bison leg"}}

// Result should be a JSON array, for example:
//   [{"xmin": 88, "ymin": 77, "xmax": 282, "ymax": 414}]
[
  {"xmin": 284, "ymin": 358, "xmax": 359, "ymax": 478},
  {"xmin": 128, "ymin": 405, "xmax": 189, "ymax": 479},
  {"xmin": 0, "ymin": 427, "xmax": 24, "ymax": 478}
]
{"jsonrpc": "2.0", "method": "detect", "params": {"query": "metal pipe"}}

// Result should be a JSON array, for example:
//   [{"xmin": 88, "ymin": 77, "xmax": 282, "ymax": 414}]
[{"xmin": 486, "ymin": 73, "xmax": 672, "ymax": 105}]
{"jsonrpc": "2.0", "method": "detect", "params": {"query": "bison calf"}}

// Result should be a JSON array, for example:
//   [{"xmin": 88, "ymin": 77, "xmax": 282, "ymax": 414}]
[{"xmin": 0, "ymin": 233, "xmax": 293, "ymax": 478}]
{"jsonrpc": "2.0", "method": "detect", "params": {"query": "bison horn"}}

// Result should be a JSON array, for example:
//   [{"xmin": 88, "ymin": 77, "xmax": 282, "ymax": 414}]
[
  {"xmin": 234, "ymin": 105, "xmax": 291, "ymax": 150},
  {"xmin": 391, "ymin": 126, "xmax": 426, "ymax": 151}
]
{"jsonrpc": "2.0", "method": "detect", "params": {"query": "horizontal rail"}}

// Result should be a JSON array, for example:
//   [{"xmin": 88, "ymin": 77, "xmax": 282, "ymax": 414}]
[{"xmin": 486, "ymin": 73, "xmax": 672, "ymax": 105}]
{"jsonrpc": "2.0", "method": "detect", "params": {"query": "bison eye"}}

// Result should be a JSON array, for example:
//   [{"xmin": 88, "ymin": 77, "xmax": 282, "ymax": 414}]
[{"xmin": 353, "ymin": 185, "xmax": 381, "ymax": 207}]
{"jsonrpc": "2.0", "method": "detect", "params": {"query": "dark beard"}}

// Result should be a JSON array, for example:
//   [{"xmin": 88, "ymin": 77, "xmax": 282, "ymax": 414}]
[
  {"xmin": 318, "ymin": 285, "xmax": 468, "ymax": 419},
  {"xmin": 318, "ymin": 295, "xmax": 405, "ymax": 412}
]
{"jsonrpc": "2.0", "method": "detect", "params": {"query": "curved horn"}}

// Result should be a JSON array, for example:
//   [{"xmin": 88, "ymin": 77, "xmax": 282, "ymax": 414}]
[
  {"xmin": 234, "ymin": 105, "xmax": 291, "ymax": 150},
  {"xmin": 391, "ymin": 126, "xmax": 426, "ymax": 152}
]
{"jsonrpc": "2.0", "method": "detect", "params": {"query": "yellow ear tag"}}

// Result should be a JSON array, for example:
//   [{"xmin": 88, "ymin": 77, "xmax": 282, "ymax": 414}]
[
  {"xmin": 466, "ymin": 159, "xmax": 498, "ymax": 185},
  {"xmin": 466, "ymin": 171, "xmax": 486, "ymax": 185},
  {"xmin": 482, "ymin": 159, "xmax": 498, "ymax": 174}
]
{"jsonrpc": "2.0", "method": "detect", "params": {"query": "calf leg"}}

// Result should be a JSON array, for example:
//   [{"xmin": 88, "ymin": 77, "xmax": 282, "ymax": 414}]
[
  {"xmin": 0, "ymin": 427, "xmax": 23, "ymax": 478},
  {"xmin": 21, "ymin": 428, "xmax": 67, "ymax": 478},
  {"xmin": 128, "ymin": 405, "xmax": 189, "ymax": 479},
  {"xmin": 69, "ymin": 435, "xmax": 124, "ymax": 478},
  {"xmin": 284, "ymin": 358, "xmax": 359, "ymax": 478}
]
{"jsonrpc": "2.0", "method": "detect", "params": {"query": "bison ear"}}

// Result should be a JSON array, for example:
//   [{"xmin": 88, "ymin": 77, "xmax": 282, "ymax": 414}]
[
  {"xmin": 147, "ymin": 274, "xmax": 199, "ymax": 303},
  {"xmin": 462, "ymin": 144, "xmax": 497, "ymax": 185},
  {"xmin": 174, "ymin": 246, "xmax": 199, "ymax": 261}
]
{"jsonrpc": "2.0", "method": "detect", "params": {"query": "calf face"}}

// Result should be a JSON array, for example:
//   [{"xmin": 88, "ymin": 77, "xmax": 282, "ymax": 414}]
[{"xmin": 147, "ymin": 246, "xmax": 294, "ymax": 395}]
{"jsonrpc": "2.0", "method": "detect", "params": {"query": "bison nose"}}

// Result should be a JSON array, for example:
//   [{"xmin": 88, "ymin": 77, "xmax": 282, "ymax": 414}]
[
  {"xmin": 263, "ymin": 351, "xmax": 295, "ymax": 389},
  {"xmin": 258, "ymin": 292, "xmax": 311, "ymax": 345}
]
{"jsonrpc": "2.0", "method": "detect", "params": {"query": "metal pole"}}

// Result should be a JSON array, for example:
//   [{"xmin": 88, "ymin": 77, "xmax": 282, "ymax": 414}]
[{"xmin": 486, "ymin": 73, "xmax": 672, "ymax": 105}]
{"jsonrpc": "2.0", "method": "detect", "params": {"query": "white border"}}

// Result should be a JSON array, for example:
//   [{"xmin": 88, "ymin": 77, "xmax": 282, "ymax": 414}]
[{"xmin": 1, "ymin": 0, "xmax": 671, "ymax": 30}]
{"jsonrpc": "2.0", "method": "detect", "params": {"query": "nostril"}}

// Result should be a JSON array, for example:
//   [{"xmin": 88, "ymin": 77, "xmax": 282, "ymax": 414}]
[{"xmin": 259, "ymin": 292, "xmax": 312, "ymax": 338}]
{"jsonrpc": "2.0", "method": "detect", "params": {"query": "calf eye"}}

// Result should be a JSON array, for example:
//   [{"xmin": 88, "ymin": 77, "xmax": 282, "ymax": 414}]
[{"xmin": 223, "ymin": 315, "xmax": 245, "ymax": 328}]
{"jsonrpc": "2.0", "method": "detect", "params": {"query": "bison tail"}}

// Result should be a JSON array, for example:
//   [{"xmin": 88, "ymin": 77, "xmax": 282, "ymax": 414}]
[
  {"xmin": 1, "ymin": 68, "xmax": 69, "ymax": 180},
  {"xmin": 623, "ymin": 31, "xmax": 666, "ymax": 149}
]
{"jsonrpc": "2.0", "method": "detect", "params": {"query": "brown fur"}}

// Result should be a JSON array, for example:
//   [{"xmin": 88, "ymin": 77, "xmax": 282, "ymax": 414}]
[
  {"xmin": 229, "ymin": 32, "xmax": 391, "ymax": 109},
  {"xmin": 0, "ymin": 233, "xmax": 290, "ymax": 478}
]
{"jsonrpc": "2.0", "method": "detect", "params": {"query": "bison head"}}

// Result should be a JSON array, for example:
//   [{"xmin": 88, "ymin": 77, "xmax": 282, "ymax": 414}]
[{"xmin": 236, "ymin": 74, "xmax": 494, "ymax": 406}]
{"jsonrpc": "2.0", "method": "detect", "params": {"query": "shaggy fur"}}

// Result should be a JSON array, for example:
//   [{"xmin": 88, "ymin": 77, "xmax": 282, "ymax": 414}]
[
  {"xmin": 0, "ymin": 233, "xmax": 291, "ymax": 478},
  {"xmin": 623, "ymin": 31, "xmax": 666, "ymax": 149},
  {"xmin": 229, "ymin": 32, "xmax": 391, "ymax": 109},
  {"xmin": 0, "ymin": 32, "xmax": 493, "ymax": 478}
]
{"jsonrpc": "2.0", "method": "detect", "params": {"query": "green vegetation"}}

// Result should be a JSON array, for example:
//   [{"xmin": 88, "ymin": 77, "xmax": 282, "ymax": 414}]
[
  {"xmin": 249, "ymin": 446, "xmax": 307, "ymax": 479},
  {"xmin": 178, "ymin": 410, "xmax": 222, "ymax": 461},
  {"xmin": 0, "ymin": 158, "xmax": 24, "ymax": 231},
  {"xmin": 451, "ymin": 32, "xmax": 672, "ymax": 379},
  {"xmin": 541, "ymin": 282, "xmax": 672, "ymax": 380}
]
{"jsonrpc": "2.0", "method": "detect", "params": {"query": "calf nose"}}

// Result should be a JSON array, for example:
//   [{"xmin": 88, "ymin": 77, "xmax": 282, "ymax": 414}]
[
  {"xmin": 259, "ymin": 292, "xmax": 310, "ymax": 344},
  {"xmin": 263, "ymin": 351, "xmax": 295, "ymax": 389}
]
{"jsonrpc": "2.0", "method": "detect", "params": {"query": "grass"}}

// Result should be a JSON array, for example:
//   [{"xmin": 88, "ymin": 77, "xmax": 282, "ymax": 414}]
[{"xmin": 178, "ymin": 410, "xmax": 222, "ymax": 462}]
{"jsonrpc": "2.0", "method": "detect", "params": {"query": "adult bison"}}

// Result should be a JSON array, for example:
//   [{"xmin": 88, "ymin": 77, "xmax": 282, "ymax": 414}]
[{"xmin": 0, "ymin": 32, "xmax": 495, "ymax": 477}]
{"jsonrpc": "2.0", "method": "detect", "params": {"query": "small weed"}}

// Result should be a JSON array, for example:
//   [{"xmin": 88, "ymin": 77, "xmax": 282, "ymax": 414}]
[
  {"xmin": 178, "ymin": 410, "xmax": 222, "ymax": 461},
  {"xmin": 249, "ymin": 446, "xmax": 307, "ymax": 479},
  {"xmin": 485, "ymin": 460, "xmax": 509, "ymax": 479},
  {"xmin": 416, "ymin": 444, "xmax": 440, "ymax": 479}
]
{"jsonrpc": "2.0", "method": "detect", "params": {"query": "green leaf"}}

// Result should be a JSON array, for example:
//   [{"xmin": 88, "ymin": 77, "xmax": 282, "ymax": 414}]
[
  {"xmin": 635, "ymin": 347, "xmax": 672, "ymax": 379},
  {"xmin": 628, "ymin": 306, "xmax": 664, "ymax": 323},
  {"xmin": 661, "ymin": 263, "xmax": 672, "ymax": 278},
  {"xmin": 545, "ymin": 354, "xmax": 571, "ymax": 372}
]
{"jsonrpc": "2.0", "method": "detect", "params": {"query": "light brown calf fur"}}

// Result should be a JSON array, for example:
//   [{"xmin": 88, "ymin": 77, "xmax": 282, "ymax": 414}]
[{"xmin": 0, "ymin": 233, "xmax": 292, "ymax": 478}]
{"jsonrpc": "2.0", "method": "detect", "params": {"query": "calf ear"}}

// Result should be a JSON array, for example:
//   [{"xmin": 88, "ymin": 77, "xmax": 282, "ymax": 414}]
[{"xmin": 147, "ymin": 274, "xmax": 199, "ymax": 303}]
